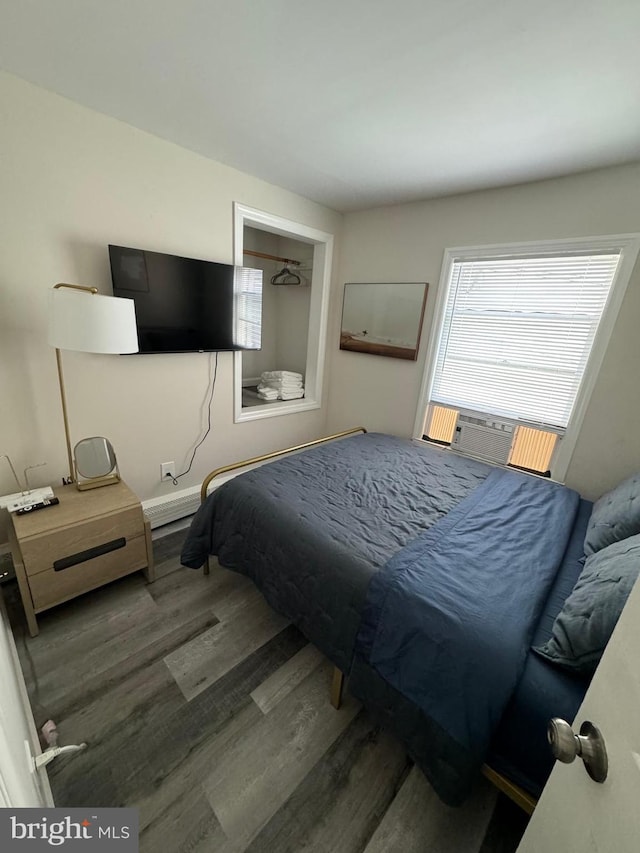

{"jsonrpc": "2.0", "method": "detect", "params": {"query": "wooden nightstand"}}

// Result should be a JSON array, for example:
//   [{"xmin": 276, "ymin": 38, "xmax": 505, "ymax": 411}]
[{"xmin": 8, "ymin": 481, "xmax": 154, "ymax": 636}]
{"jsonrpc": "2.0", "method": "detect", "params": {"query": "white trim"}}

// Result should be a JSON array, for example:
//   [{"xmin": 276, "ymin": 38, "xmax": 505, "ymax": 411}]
[
  {"xmin": 413, "ymin": 233, "xmax": 640, "ymax": 482},
  {"xmin": 232, "ymin": 203, "xmax": 333, "ymax": 424},
  {"xmin": 412, "ymin": 248, "xmax": 456, "ymax": 441},
  {"xmin": 434, "ymin": 233, "xmax": 640, "ymax": 262},
  {"xmin": 0, "ymin": 596, "xmax": 54, "ymax": 807},
  {"xmin": 235, "ymin": 397, "xmax": 321, "ymax": 421}
]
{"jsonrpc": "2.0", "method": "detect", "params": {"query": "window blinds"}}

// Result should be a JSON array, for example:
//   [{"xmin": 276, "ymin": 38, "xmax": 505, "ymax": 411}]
[
  {"xmin": 430, "ymin": 252, "xmax": 621, "ymax": 429},
  {"xmin": 233, "ymin": 267, "xmax": 263, "ymax": 349}
]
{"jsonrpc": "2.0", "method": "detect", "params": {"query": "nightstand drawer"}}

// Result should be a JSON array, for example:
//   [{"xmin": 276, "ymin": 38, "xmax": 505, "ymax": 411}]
[
  {"xmin": 20, "ymin": 506, "xmax": 144, "ymax": 577},
  {"xmin": 30, "ymin": 534, "xmax": 148, "ymax": 611}
]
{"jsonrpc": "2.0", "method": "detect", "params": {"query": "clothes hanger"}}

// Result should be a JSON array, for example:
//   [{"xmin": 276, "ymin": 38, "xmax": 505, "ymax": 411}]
[{"xmin": 271, "ymin": 265, "xmax": 302, "ymax": 285}]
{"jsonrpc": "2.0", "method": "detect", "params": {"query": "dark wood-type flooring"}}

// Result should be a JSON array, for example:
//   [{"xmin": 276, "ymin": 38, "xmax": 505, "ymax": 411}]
[{"xmin": 6, "ymin": 529, "xmax": 529, "ymax": 852}]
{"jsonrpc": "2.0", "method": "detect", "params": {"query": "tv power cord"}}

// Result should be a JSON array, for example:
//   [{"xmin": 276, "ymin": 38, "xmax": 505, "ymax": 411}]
[{"xmin": 168, "ymin": 351, "xmax": 219, "ymax": 486}]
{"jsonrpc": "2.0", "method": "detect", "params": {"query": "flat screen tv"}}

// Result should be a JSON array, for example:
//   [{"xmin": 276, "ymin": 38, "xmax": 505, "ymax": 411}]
[{"xmin": 109, "ymin": 244, "xmax": 263, "ymax": 354}]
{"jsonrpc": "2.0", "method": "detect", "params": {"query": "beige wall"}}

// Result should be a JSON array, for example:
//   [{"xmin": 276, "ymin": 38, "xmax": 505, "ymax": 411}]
[
  {"xmin": 3, "ymin": 69, "xmax": 638, "ymax": 528},
  {"xmin": 0, "ymin": 73, "xmax": 341, "ymax": 530},
  {"xmin": 326, "ymin": 163, "xmax": 640, "ymax": 500}
]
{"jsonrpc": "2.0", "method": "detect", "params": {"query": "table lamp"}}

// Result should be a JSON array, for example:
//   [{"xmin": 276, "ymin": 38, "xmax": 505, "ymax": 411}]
[{"xmin": 48, "ymin": 283, "xmax": 139, "ymax": 487}]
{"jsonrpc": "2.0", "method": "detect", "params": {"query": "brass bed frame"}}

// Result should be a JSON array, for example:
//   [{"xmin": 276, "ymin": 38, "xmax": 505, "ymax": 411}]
[{"xmin": 197, "ymin": 426, "xmax": 536, "ymax": 814}]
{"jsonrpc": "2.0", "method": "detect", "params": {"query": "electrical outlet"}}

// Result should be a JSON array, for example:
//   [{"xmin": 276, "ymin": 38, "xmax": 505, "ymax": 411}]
[{"xmin": 161, "ymin": 461, "xmax": 176, "ymax": 482}]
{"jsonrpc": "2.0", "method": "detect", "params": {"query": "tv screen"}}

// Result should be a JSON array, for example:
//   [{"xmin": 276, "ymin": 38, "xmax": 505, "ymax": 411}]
[{"xmin": 108, "ymin": 245, "xmax": 263, "ymax": 354}]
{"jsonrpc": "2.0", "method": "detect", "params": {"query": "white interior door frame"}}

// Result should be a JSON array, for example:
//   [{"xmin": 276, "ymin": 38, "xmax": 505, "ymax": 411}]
[
  {"xmin": 232, "ymin": 203, "xmax": 334, "ymax": 423},
  {"xmin": 0, "ymin": 595, "xmax": 53, "ymax": 807}
]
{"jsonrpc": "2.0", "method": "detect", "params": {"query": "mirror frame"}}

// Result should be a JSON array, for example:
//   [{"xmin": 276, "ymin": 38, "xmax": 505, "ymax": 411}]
[{"xmin": 73, "ymin": 436, "xmax": 120, "ymax": 491}]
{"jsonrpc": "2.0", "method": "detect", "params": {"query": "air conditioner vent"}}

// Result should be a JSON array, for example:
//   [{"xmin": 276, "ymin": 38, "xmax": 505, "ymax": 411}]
[{"xmin": 452, "ymin": 415, "xmax": 514, "ymax": 465}]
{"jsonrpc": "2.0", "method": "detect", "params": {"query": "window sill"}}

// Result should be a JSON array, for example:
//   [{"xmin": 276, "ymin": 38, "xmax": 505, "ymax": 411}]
[
  {"xmin": 414, "ymin": 437, "xmax": 558, "ymax": 481},
  {"xmin": 235, "ymin": 397, "xmax": 321, "ymax": 423}
]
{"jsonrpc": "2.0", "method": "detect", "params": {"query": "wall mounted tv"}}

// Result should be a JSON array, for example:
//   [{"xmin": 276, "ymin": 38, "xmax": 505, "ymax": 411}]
[{"xmin": 109, "ymin": 244, "xmax": 263, "ymax": 354}]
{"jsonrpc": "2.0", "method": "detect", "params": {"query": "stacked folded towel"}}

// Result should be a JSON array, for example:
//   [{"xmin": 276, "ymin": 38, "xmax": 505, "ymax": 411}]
[
  {"xmin": 255, "ymin": 385, "xmax": 279, "ymax": 401},
  {"xmin": 258, "ymin": 370, "xmax": 304, "ymax": 401}
]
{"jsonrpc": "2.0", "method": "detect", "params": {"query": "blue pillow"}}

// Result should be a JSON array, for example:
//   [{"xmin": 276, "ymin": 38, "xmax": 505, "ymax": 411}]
[
  {"xmin": 534, "ymin": 534, "xmax": 640, "ymax": 675},
  {"xmin": 584, "ymin": 472, "xmax": 640, "ymax": 556}
]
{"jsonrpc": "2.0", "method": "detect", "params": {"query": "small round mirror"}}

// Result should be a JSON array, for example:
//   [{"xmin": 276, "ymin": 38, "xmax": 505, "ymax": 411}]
[{"xmin": 74, "ymin": 437, "xmax": 117, "ymax": 481}]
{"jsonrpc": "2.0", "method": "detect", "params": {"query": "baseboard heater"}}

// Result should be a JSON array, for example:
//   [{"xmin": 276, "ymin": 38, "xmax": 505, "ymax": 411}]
[
  {"xmin": 142, "ymin": 472, "xmax": 241, "ymax": 530},
  {"xmin": 143, "ymin": 486, "xmax": 201, "ymax": 529}
]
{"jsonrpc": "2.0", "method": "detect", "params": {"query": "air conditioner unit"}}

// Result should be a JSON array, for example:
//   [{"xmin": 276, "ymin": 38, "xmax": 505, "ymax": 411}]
[{"xmin": 451, "ymin": 414, "xmax": 514, "ymax": 465}]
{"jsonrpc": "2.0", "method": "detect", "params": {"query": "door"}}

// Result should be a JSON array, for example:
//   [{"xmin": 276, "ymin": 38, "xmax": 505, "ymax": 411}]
[
  {"xmin": 518, "ymin": 576, "xmax": 640, "ymax": 852},
  {"xmin": 0, "ymin": 594, "xmax": 53, "ymax": 807}
]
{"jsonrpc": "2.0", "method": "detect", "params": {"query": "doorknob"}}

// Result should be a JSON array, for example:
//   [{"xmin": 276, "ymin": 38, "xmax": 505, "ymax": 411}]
[{"xmin": 547, "ymin": 718, "xmax": 608, "ymax": 783}]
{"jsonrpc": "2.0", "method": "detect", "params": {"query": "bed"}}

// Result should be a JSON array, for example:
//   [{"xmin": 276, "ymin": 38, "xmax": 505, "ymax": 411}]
[{"xmin": 181, "ymin": 428, "xmax": 596, "ymax": 811}]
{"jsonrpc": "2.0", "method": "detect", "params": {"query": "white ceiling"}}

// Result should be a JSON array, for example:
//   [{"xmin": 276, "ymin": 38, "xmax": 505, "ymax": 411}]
[{"xmin": 2, "ymin": 0, "xmax": 640, "ymax": 212}]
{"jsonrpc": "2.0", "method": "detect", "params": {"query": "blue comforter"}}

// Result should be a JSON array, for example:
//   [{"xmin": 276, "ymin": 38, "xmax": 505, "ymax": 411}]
[
  {"xmin": 181, "ymin": 434, "xmax": 490, "ymax": 671},
  {"xmin": 353, "ymin": 467, "xmax": 580, "ymax": 804}
]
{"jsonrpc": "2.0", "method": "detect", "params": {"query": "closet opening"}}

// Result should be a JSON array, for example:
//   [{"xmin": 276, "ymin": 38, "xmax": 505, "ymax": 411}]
[{"xmin": 232, "ymin": 203, "xmax": 333, "ymax": 423}]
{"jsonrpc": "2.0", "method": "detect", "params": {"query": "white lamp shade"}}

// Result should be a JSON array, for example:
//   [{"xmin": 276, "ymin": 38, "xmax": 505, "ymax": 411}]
[{"xmin": 48, "ymin": 288, "xmax": 139, "ymax": 354}]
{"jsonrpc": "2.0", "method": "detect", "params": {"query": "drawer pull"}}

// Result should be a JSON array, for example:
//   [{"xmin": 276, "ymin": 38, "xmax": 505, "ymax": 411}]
[{"xmin": 53, "ymin": 537, "xmax": 127, "ymax": 571}]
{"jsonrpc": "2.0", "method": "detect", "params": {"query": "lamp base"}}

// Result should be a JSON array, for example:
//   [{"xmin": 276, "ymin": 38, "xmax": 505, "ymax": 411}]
[{"xmin": 76, "ymin": 473, "xmax": 121, "ymax": 491}]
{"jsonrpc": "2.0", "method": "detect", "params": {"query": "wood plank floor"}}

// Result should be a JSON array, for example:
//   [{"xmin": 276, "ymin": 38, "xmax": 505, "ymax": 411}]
[{"xmin": 6, "ymin": 529, "xmax": 529, "ymax": 852}]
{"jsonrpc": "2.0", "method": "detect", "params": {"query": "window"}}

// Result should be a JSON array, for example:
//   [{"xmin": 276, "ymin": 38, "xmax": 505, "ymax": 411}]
[
  {"xmin": 417, "ymin": 236, "xmax": 640, "ymax": 478},
  {"xmin": 233, "ymin": 266, "xmax": 263, "ymax": 350}
]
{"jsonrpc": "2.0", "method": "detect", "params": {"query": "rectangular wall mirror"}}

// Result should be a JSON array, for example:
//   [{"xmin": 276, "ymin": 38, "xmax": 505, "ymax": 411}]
[{"xmin": 340, "ymin": 282, "xmax": 429, "ymax": 360}]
